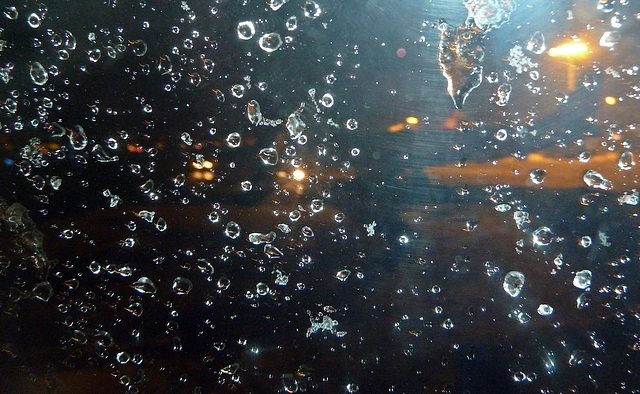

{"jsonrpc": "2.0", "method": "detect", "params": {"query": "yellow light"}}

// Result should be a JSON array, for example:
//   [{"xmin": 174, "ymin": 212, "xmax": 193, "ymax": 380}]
[
  {"xmin": 548, "ymin": 43, "xmax": 588, "ymax": 58},
  {"xmin": 203, "ymin": 172, "xmax": 214, "ymax": 180},
  {"xmin": 293, "ymin": 169, "xmax": 305, "ymax": 181},
  {"xmin": 605, "ymin": 96, "xmax": 617, "ymax": 105},
  {"xmin": 203, "ymin": 160, "xmax": 214, "ymax": 169},
  {"xmin": 406, "ymin": 116, "xmax": 419, "ymax": 125},
  {"xmin": 192, "ymin": 161, "xmax": 203, "ymax": 169}
]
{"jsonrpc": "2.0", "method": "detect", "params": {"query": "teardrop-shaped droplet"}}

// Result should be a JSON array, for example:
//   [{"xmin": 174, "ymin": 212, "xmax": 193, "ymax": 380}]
[
  {"xmin": 131, "ymin": 277, "xmax": 157, "ymax": 294},
  {"xmin": 29, "ymin": 62, "xmax": 48, "ymax": 85}
]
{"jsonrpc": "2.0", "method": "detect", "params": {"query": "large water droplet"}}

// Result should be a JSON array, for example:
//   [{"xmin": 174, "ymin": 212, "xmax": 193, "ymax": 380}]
[
  {"xmin": 286, "ymin": 112, "xmax": 306, "ymax": 139},
  {"xmin": 258, "ymin": 33, "xmax": 283, "ymax": 53},
  {"xmin": 258, "ymin": 147, "xmax": 279, "ymax": 166},
  {"xmin": 131, "ymin": 277, "xmax": 157, "ymax": 294},
  {"xmin": 249, "ymin": 231, "xmax": 276, "ymax": 244},
  {"xmin": 529, "ymin": 168, "xmax": 547, "ymax": 184},
  {"xmin": 618, "ymin": 151, "xmax": 635, "ymax": 170},
  {"xmin": 247, "ymin": 100, "xmax": 262, "ymax": 125},
  {"xmin": 583, "ymin": 170, "xmax": 613, "ymax": 190},
  {"xmin": 224, "ymin": 221, "xmax": 241, "ymax": 239},
  {"xmin": 573, "ymin": 270, "xmax": 592, "ymax": 289},
  {"xmin": 29, "ymin": 62, "xmax": 48, "ymax": 85},
  {"xmin": 503, "ymin": 271, "xmax": 525, "ymax": 297},
  {"xmin": 532, "ymin": 226, "xmax": 553, "ymax": 246},
  {"xmin": 437, "ymin": 20, "xmax": 485, "ymax": 109},
  {"xmin": 526, "ymin": 31, "xmax": 546, "ymax": 54},
  {"xmin": 237, "ymin": 21, "xmax": 256, "ymax": 40},
  {"xmin": 172, "ymin": 277, "xmax": 193, "ymax": 295}
]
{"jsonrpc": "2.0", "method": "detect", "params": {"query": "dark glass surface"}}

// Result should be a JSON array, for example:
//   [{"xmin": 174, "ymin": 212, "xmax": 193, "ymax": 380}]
[{"xmin": 1, "ymin": 0, "xmax": 640, "ymax": 392}]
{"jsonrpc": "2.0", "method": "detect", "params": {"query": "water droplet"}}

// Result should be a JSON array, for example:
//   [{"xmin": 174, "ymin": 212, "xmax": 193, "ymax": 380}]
[
  {"xmin": 526, "ymin": 31, "xmax": 546, "ymax": 54},
  {"xmin": 116, "ymin": 351, "xmax": 131, "ymax": 364},
  {"xmin": 583, "ymin": 170, "xmax": 613, "ymax": 190},
  {"xmin": 4, "ymin": 6, "xmax": 19, "ymax": 20},
  {"xmin": 286, "ymin": 16, "xmax": 298, "ymax": 31},
  {"xmin": 345, "ymin": 118, "xmax": 358, "ymax": 130},
  {"xmin": 236, "ymin": 21, "xmax": 256, "ymax": 40},
  {"xmin": 27, "ymin": 12, "xmax": 41, "ymax": 28},
  {"xmin": 303, "ymin": 1, "xmax": 322, "ymax": 19},
  {"xmin": 310, "ymin": 199, "xmax": 323, "ymax": 213},
  {"xmin": 335, "ymin": 269, "xmax": 351, "ymax": 281},
  {"xmin": 258, "ymin": 147, "xmax": 279, "ymax": 166},
  {"xmin": 258, "ymin": 33, "xmax": 283, "ymax": 53},
  {"xmin": 172, "ymin": 277, "xmax": 193, "ymax": 295},
  {"xmin": 264, "ymin": 244, "xmax": 284, "ymax": 258},
  {"xmin": 69, "ymin": 125, "xmax": 88, "ymax": 150},
  {"xmin": 532, "ymin": 226, "xmax": 553, "ymax": 246},
  {"xmin": 131, "ymin": 277, "xmax": 157, "ymax": 294},
  {"xmin": 155, "ymin": 217, "xmax": 167, "ymax": 232},
  {"xmin": 231, "ymin": 84, "xmax": 245, "ymax": 98},
  {"xmin": 256, "ymin": 282, "xmax": 269, "ymax": 296},
  {"xmin": 29, "ymin": 62, "xmax": 48, "ymax": 85},
  {"xmin": 599, "ymin": 31, "xmax": 620, "ymax": 48},
  {"xmin": 437, "ymin": 20, "xmax": 485, "ymax": 109},
  {"xmin": 32, "ymin": 281, "xmax": 53, "ymax": 301},
  {"xmin": 579, "ymin": 236, "xmax": 591, "ymax": 248},
  {"xmin": 582, "ymin": 72, "xmax": 598, "ymax": 91},
  {"xmin": 618, "ymin": 151, "xmax": 635, "ymax": 170},
  {"xmin": 503, "ymin": 271, "xmax": 525, "ymax": 297},
  {"xmin": 249, "ymin": 231, "xmax": 276, "ymax": 244},
  {"xmin": 573, "ymin": 270, "xmax": 592, "ymax": 289},
  {"xmin": 226, "ymin": 132, "xmax": 241, "ymax": 148},
  {"xmin": 320, "ymin": 93, "xmax": 334, "ymax": 108},
  {"xmin": 131, "ymin": 39, "xmax": 148, "ymax": 56},
  {"xmin": 537, "ymin": 304, "xmax": 553, "ymax": 316},
  {"xmin": 217, "ymin": 276, "xmax": 231, "ymax": 290},
  {"xmin": 496, "ymin": 83, "xmax": 512, "ymax": 106},
  {"xmin": 529, "ymin": 168, "xmax": 547, "ymax": 184},
  {"xmin": 247, "ymin": 100, "xmax": 262, "ymax": 125},
  {"xmin": 208, "ymin": 211, "xmax": 220, "ymax": 223},
  {"xmin": 224, "ymin": 221, "xmax": 241, "ymax": 239},
  {"xmin": 125, "ymin": 302, "xmax": 143, "ymax": 317}
]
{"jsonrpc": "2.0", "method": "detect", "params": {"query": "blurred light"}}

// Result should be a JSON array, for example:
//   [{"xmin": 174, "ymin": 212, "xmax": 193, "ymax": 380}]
[
  {"xmin": 293, "ymin": 169, "xmax": 305, "ymax": 181},
  {"xmin": 192, "ymin": 161, "xmax": 204, "ymax": 169},
  {"xmin": 203, "ymin": 160, "xmax": 214, "ymax": 169},
  {"xmin": 387, "ymin": 123, "xmax": 404, "ymax": 133},
  {"xmin": 203, "ymin": 172, "xmax": 214, "ymax": 181},
  {"xmin": 406, "ymin": 116, "xmax": 419, "ymax": 125},
  {"xmin": 192, "ymin": 171, "xmax": 203, "ymax": 180},
  {"xmin": 605, "ymin": 96, "xmax": 617, "ymax": 105},
  {"xmin": 548, "ymin": 43, "xmax": 588, "ymax": 57}
]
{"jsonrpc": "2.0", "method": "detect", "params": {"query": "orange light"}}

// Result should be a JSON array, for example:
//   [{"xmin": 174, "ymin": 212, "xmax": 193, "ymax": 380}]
[
  {"xmin": 406, "ymin": 116, "xmax": 419, "ymax": 125},
  {"xmin": 605, "ymin": 96, "xmax": 617, "ymax": 105},
  {"xmin": 387, "ymin": 123, "xmax": 404, "ymax": 133},
  {"xmin": 203, "ymin": 172, "xmax": 214, "ymax": 181},
  {"xmin": 548, "ymin": 43, "xmax": 588, "ymax": 58},
  {"xmin": 202, "ymin": 160, "xmax": 214, "ymax": 169},
  {"xmin": 293, "ymin": 169, "xmax": 305, "ymax": 181}
]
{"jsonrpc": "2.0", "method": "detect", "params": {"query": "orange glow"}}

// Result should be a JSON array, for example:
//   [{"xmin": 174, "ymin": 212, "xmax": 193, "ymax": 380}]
[
  {"xmin": 387, "ymin": 123, "xmax": 405, "ymax": 133},
  {"xmin": 548, "ymin": 43, "xmax": 588, "ymax": 58},
  {"xmin": 605, "ymin": 96, "xmax": 617, "ymax": 105},
  {"xmin": 293, "ymin": 169, "xmax": 306, "ymax": 181},
  {"xmin": 202, "ymin": 160, "xmax": 214, "ymax": 169},
  {"xmin": 406, "ymin": 116, "xmax": 419, "ymax": 125},
  {"xmin": 203, "ymin": 171, "xmax": 214, "ymax": 181},
  {"xmin": 424, "ymin": 151, "xmax": 626, "ymax": 189}
]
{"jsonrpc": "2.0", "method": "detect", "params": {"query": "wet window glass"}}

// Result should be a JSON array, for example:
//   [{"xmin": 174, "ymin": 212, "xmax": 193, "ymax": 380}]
[{"xmin": 1, "ymin": 0, "xmax": 639, "ymax": 392}]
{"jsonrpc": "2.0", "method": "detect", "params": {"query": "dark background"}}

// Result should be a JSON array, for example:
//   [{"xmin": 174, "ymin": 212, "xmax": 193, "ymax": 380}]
[{"xmin": 1, "ymin": 0, "xmax": 640, "ymax": 392}]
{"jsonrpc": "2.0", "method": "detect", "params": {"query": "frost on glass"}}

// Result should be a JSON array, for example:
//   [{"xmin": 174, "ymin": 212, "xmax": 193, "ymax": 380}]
[{"xmin": 1, "ymin": 0, "xmax": 639, "ymax": 393}]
